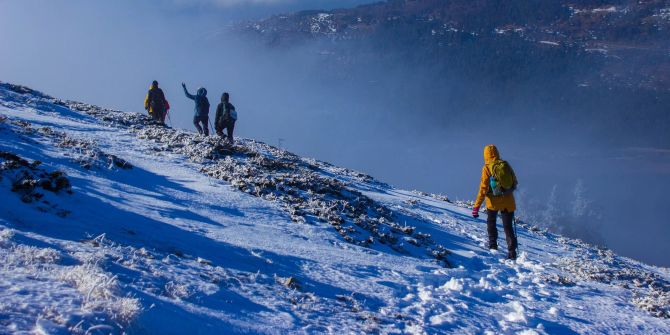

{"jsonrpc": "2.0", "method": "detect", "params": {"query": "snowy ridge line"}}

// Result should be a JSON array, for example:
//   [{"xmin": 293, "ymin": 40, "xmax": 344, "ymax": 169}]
[
  {"xmin": 52, "ymin": 95, "xmax": 452, "ymax": 267},
  {"xmin": 0, "ymin": 114, "xmax": 132, "ymax": 171}
]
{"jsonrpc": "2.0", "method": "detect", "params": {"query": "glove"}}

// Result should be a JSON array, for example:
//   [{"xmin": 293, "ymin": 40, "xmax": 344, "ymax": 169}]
[{"xmin": 472, "ymin": 206, "xmax": 480, "ymax": 218}]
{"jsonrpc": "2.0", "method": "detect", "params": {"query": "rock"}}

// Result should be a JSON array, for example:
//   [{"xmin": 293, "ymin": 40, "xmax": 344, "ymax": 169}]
[{"xmin": 283, "ymin": 276, "xmax": 300, "ymax": 290}]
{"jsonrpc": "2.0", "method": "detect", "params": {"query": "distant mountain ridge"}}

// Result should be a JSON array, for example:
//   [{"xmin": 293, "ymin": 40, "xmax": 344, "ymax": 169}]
[
  {"xmin": 237, "ymin": 0, "xmax": 670, "ymax": 152},
  {"xmin": 243, "ymin": 0, "xmax": 670, "ymax": 92}
]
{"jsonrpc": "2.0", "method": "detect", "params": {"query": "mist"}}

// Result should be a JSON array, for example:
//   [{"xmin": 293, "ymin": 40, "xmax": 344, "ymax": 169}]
[{"xmin": 1, "ymin": 0, "xmax": 668, "ymax": 267}]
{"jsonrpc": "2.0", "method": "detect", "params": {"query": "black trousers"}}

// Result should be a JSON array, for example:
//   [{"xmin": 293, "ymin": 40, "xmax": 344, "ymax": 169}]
[
  {"xmin": 486, "ymin": 209, "xmax": 517, "ymax": 257},
  {"xmin": 151, "ymin": 106, "xmax": 165, "ymax": 123},
  {"xmin": 217, "ymin": 120, "xmax": 235, "ymax": 142},
  {"xmin": 193, "ymin": 115, "xmax": 209, "ymax": 136}
]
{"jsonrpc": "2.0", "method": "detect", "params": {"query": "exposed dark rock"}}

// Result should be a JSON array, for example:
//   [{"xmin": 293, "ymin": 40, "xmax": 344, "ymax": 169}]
[{"xmin": 0, "ymin": 150, "xmax": 72, "ymax": 205}]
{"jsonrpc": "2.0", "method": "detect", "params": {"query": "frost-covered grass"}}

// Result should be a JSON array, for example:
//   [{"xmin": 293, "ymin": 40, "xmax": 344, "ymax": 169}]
[
  {"xmin": 0, "ymin": 227, "xmax": 140, "ymax": 334},
  {"xmin": 59, "ymin": 263, "xmax": 141, "ymax": 324},
  {"xmin": 0, "ymin": 81, "xmax": 669, "ymax": 334}
]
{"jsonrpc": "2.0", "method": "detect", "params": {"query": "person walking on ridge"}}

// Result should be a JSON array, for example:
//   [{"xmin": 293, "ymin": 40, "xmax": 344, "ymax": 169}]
[
  {"xmin": 214, "ymin": 92, "xmax": 237, "ymax": 143},
  {"xmin": 144, "ymin": 80, "xmax": 169, "ymax": 124},
  {"xmin": 182, "ymin": 82, "xmax": 210, "ymax": 136},
  {"xmin": 472, "ymin": 144, "xmax": 519, "ymax": 260}
]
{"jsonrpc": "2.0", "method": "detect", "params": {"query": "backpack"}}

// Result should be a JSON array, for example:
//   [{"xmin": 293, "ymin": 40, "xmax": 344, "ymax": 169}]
[
  {"xmin": 487, "ymin": 159, "xmax": 515, "ymax": 196},
  {"xmin": 149, "ymin": 88, "xmax": 166, "ymax": 111},
  {"xmin": 222, "ymin": 103, "xmax": 237, "ymax": 122},
  {"xmin": 229, "ymin": 104, "xmax": 237, "ymax": 121}
]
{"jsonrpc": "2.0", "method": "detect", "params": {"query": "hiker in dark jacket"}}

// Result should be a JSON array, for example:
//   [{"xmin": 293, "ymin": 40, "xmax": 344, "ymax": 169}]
[
  {"xmin": 214, "ymin": 92, "xmax": 237, "ymax": 143},
  {"xmin": 182, "ymin": 82, "xmax": 210, "ymax": 136},
  {"xmin": 144, "ymin": 80, "xmax": 168, "ymax": 123}
]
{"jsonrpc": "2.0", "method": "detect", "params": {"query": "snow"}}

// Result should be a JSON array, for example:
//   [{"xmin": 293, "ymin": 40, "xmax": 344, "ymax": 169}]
[
  {"xmin": 586, "ymin": 48, "xmax": 608, "ymax": 54},
  {"xmin": 655, "ymin": 8, "xmax": 670, "ymax": 20},
  {"xmin": 504, "ymin": 301, "xmax": 527, "ymax": 323},
  {"xmin": 539, "ymin": 40, "xmax": 560, "ymax": 46},
  {"xmin": 441, "ymin": 277, "xmax": 464, "ymax": 291},
  {"xmin": 571, "ymin": 6, "xmax": 622, "ymax": 15},
  {"xmin": 593, "ymin": 6, "xmax": 618, "ymax": 13},
  {"xmin": 310, "ymin": 13, "xmax": 337, "ymax": 34},
  {"xmin": 0, "ymin": 81, "xmax": 669, "ymax": 333}
]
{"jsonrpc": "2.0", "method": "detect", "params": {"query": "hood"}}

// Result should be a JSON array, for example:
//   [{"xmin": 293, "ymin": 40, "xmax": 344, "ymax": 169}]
[
  {"xmin": 221, "ymin": 93, "xmax": 229, "ymax": 103},
  {"xmin": 196, "ymin": 87, "xmax": 207, "ymax": 97},
  {"xmin": 483, "ymin": 145, "xmax": 500, "ymax": 164}
]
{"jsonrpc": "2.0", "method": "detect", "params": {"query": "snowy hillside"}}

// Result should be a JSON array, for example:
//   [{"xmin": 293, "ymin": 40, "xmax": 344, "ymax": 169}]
[{"xmin": 0, "ymin": 81, "xmax": 669, "ymax": 334}]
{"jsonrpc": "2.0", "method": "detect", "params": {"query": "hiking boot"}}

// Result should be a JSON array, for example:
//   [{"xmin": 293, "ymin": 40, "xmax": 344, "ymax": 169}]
[
  {"xmin": 486, "ymin": 242, "xmax": 498, "ymax": 251},
  {"xmin": 507, "ymin": 251, "xmax": 517, "ymax": 260}
]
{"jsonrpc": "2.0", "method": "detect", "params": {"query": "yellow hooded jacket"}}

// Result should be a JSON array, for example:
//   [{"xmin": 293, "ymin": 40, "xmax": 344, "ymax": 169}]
[
  {"xmin": 474, "ymin": 145, "xmax": 517, "ymax": 212},
  {"xmin": 144, "ymin": 85, "xmax": 169, "ymax": 114},
  {"xmin": 144, "ymin": 85, "xmax": 153, "ymax": 113}
]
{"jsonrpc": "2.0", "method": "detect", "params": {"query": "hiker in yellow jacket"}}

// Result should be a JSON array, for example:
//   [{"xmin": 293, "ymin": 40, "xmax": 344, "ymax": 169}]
[
  {"xmin": 472, "ymin": 144, "xmax": 519, "ymax": 260},
  {"xmin": 144, "ymin": 80, "xmax": 169, "ymax": 124}
]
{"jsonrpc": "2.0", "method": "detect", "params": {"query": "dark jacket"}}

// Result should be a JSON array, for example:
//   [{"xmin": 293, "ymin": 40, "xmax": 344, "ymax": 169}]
[
  {"xmin": 183, "ymin": 86, "xmax": 209, "ymax": 117},
  {"xmin": 215, "ymin": 99, "xmax": 236, "ymax": 131},
  {"xmin": 145, "ymin": 86, "xmax": 167, "ymax": 114}
]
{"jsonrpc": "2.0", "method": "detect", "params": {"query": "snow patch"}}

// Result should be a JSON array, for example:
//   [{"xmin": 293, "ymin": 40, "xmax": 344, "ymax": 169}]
[
  {"xmin": 548, "ymin": 307, "xmax": 559, "ymax": 316},
  {"xmin": 504, "ymin": 301, "xmax": 527, "ymax": 323},
  {"xmin": 539, "ymin": 40, "xmax": 559, "ymax": 46},
  {"xmin": 441, "ymin": 277, "xmax": 464, "ymax": 291}
]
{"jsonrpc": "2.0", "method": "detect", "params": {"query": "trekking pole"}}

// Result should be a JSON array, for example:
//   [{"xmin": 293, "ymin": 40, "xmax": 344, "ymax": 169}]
[
  {"xmin": 167, "ymin": 111, "xmax": 172, "ymax": 128},
  {"xmin": 208, "ymin": 115, "xmax": 215, "ymax": 136},
  {"xmin": 514, "ymin": 219, "xmax": 520, "ymax": 255}
]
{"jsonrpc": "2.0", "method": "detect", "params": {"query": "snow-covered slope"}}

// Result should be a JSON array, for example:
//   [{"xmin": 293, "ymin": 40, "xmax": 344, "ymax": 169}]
[{"xmin": 0, "ymin": 82, "xmax": 668, "ymax": 334}]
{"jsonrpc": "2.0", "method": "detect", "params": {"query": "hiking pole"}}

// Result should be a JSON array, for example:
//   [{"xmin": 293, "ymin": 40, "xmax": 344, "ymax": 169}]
[
  {"xmin": 514, "ymin": 219, "xmax": 520, "ymax": 256},
  {"xmin": 208, "ymin": 115, "xmax": 214, "ymax": 136},
  {"xmin": 167, "ymin": 110, "xmax": 172, "ymax": 128}
]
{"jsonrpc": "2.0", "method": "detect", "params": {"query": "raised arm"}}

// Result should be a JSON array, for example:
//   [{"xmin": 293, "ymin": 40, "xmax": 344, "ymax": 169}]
[{"xmin": 182, "ymin": 83, "xmax": 195, "ymax": 100}]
